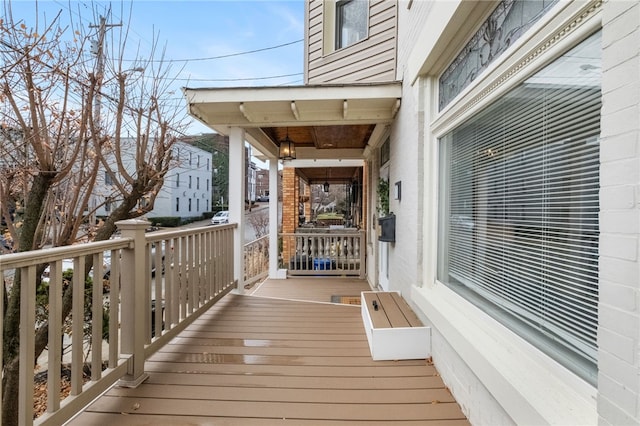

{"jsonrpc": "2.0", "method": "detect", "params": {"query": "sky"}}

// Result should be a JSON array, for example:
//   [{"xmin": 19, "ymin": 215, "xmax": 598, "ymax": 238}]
[{"xmin": 5, "ymin": 0, "xmax": 306, "ymax": 135}]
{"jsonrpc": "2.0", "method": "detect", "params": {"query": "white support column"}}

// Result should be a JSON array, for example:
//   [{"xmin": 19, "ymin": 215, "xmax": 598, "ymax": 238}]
[
  {"xmin": 268, "ymin": 158, "xmax": 281, "ymax": 278},
  {"xmin": 228, "ymin": 127, "xmax": 246, "ymax": 293}
]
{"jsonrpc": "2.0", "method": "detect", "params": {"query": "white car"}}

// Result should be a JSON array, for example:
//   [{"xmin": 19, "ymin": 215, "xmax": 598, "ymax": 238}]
[{"xmin": 211, "ymin": 210, "xmax": 229, "ymax": 225}]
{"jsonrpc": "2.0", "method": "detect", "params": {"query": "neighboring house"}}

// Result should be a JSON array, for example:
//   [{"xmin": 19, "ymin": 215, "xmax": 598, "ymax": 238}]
[
  {"xmin": 184, "ymin": 1, "xmax": 639, "ymax": 424},
  {"xmin": 246, "ymin": 145, "xmax": 257, "ymax": 203},
  {"xmin": 95, "ymin": 140, "xmax": 212, "ymax": 220},
  {"xmin": 255, "ymin": 168, "xmax": 270, "ymax": 199}
]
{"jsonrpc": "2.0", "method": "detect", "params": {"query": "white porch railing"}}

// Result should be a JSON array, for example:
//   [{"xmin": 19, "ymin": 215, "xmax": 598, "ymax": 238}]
[
  {"xmin": 281, "ymin": 230, "xmax": 365, "ymax": 278},
  {"xmin": 0, "ymin": 219, "xmax": 236, "ymax": 426},
  {"xmin": 244, "ymin": 235, "xmax": 269, "ymax": 287}
]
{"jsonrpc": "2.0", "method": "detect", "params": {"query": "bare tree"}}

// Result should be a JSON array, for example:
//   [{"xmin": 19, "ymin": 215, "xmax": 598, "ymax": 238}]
[
  {"xmin": 0, "ymin": 2, "xmax": 186, "ymax": 424},
  {"xmin": 248, "ymin": 210, "xmax": 269, "ymax": 238}
]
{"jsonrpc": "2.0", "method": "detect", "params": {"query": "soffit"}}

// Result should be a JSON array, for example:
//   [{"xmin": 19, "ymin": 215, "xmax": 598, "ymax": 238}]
[{"xmin": 183, "ymin": 82, "xmax": 401, "ymax": 159}]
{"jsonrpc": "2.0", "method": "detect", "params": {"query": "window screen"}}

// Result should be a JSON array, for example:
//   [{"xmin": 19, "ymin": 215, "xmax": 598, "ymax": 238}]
[
  {"xmin": 336, "ymin": 0, "xmax": 368, "ymax": 49},
  {"xmin": 437, "ymin": 31, "xmax": 601, "ymax": 383}
]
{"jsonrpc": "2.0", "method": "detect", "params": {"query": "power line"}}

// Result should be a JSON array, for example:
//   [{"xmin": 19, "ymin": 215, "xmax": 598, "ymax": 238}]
[
  {"xmin": 174, "ymin": 72, "xmax": 303, "ymax": 83},
  {"xmin": 117, "ymin": 39, "xmax": 303, "ymax": 63}
]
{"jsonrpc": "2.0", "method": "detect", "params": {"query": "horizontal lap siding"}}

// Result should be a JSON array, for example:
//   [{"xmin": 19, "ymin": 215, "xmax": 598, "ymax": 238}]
[{"xmin": 306, "ymin": 0, "xmax": 397, "ymax": 84}]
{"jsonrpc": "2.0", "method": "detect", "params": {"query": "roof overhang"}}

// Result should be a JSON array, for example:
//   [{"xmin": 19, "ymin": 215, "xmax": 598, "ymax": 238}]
[{"xmin": 183, "ymin": 82, "xmax": 401, "ymax": 160}]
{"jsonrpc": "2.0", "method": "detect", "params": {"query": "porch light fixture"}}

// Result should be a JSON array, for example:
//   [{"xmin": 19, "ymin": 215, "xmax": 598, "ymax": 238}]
[
  {"xmin": 278, "ymin": 128, "xmax": 296, "ymax": 160},
  {"xmin": 323, "ymin": 168, "xmax": 330, "ymax": 192}
]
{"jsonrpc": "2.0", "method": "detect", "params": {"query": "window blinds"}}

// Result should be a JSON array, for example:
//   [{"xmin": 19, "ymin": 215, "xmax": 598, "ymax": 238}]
[{"xmin": 438, "ymin": 31, "xmax": 601, "ymax": 380}]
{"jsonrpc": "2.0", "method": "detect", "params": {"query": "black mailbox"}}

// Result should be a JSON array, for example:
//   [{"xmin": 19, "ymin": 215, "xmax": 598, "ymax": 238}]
[{"xmin": 378, "ymin": 214, "xmax": 396, "ymax": 243}]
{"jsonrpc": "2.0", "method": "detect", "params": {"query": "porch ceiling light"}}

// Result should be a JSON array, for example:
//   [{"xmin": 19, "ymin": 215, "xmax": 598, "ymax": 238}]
[
  {"xmin": 323, "ymin": 168, "xmax": 330, "ymax": 192},
  {"xmin": 278, "ymin": 128, "xmax": 296, "ymax": 160}
]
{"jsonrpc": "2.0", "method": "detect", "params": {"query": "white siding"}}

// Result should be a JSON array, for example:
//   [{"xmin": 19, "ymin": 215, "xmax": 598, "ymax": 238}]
[{"xmin": 306, "ymin": 0, "xmax": 398, "ymax": 84}]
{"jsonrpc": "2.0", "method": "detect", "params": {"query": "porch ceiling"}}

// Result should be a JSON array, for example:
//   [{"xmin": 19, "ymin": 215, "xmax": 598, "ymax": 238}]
[{"xmin": 183, "ymin": 82, "xmax": 401, "ymax": 159}]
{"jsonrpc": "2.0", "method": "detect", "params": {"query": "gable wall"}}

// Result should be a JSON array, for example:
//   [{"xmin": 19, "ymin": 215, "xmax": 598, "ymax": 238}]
[{"xmin": 306, "ymin": 0, "xmax": 398, "ymax": 84}]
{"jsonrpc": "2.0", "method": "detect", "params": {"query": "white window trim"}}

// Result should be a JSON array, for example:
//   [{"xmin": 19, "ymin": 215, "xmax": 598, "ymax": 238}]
[
  {"xmin": 431, "ymin": 1, "xmax": 603, "ymax": 136},
  {"xmin": 322, "ymin": 0, "xmax": 369, "ymax": 55},
  {"xmin": 419, "ymin": 1, "xmax": 603, "ymax": 424},
  {"xmin": 323, "ymin": 0, "xmax": 338, "ymax": 55},
  {"xmin": 412, "ymin": 284, "xmax": 597, "ymax": 425}
]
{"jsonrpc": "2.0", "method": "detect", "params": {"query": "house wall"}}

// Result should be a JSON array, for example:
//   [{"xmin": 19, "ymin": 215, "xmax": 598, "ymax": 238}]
[
  {"xmin": 402, "ymin": 0, "xmax": 608, "ymax": 425},
  {"xmin": 598, "ymin": 2, "xmax": 640, "ymax": 424},
  {"xmin": 386, "ymin": 78, "xmax": 422, "ymax": 296},
  {"xmin": 395, "ymin": 0, "xmax": 433, "ymax": 81},
  {"xmin": 94, "ymin": 140, "xmax": 212, "ymax": 220},
  {"xmin": 305, "ymin": 0, "xmax": 397, "ymax": 84},
  {"xmin": 155, "ymin": 142, "xmax": 212, "ymax": 219}
]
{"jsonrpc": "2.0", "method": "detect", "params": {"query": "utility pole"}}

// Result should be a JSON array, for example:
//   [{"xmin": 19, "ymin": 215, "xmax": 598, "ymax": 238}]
[
  {"xmin": 89, "ymin": 15, "xmax": 120, "ymax": 226},
  {"xmin": 89, "ymin": 15, "xmax": 121, "ymax": 130}
]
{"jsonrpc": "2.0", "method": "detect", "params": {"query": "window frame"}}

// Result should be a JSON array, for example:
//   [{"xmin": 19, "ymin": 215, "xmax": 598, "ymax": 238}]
[
  {"xmin": 416, "ymin": 2, "xmax": 603, "ymax": 421},
  {"xmin": 436, "ymin": 30, "xmax": 602, "ymax": 384},
  {"xmin": 335, "ymin": 0, "xmax": 369, "ymax": 50}
]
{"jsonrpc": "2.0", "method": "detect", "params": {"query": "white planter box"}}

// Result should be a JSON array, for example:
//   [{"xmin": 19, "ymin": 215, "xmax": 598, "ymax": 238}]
[{"xmin": 361, "ymin": 291, "xmax": 431, "ymax": 361}]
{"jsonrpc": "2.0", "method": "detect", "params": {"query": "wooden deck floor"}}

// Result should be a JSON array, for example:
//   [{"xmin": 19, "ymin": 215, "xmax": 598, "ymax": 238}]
[{"xmin": 70, "ymin": 279, "xmax": 469, "ymax": 425}]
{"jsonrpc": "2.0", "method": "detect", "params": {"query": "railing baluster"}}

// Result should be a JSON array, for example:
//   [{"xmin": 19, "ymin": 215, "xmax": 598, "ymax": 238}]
[
  {"xmin": 19, "ymin": 265, "xmax": 36, "ymax": 426},
  {"xmin": 108, "ymin": 249, "xmax": 120, "ymax": 369},
  {"xmin": 91, "ymin": 253, "xmax": 104, "ymax": 380},
  {"xmin": 47, "ymin": 260, "xmax": 62, "ymax": 413},
  {"xmin": 166, "ymin": 239, "xmax": 176, "ymax": 328},
  {"xmin": 152, "ymin": 242, "xmax": 161, "ymax": 338},
  {"xmin": 179, "ymin": 235, "xmax": 187, "ymax": 320},
  {"xmin": 71, "ymin": 256, "xmax": 85, "ymax": 395}
]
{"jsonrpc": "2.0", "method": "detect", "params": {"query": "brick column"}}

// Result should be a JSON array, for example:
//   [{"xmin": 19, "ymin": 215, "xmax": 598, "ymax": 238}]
[
  {"xmin": 302, "ymin": 181, "xmax": 312, "ymax": 223},
  {"xmin": 598, "ymin": 2, "xmax": 640, "ymax": 424},
  {"xmin": 282, "ymin": 167, "xmax": 297, "ymax": 264}
]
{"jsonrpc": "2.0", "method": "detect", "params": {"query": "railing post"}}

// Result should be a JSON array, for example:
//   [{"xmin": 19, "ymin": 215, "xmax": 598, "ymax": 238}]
[{"xmin": 116, "ymin": 219, "xmax": 150, "ymax": 388}]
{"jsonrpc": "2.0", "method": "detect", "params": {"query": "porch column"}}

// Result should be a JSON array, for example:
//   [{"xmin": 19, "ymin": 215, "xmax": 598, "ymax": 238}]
[
  {"xmin": 268, "ymin": 158, "xmax": 279, "ymax": 277},
  {"xmin": 228, "ymin": 127, "xmax": 245, "ymax": 293},
  {"xmin": 281, "ymin": 167, "xmax": 297, "ymax": 267}
]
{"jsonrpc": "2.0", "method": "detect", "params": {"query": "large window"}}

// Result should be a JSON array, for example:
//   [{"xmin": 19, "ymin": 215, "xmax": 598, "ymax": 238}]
[
  {"xmin": 437, "ymin": 31, "xmax": 601, "ymax": 383},
  {"xmin": 336, "ymin": 0, "xmax": 368, "ymax": 49}
]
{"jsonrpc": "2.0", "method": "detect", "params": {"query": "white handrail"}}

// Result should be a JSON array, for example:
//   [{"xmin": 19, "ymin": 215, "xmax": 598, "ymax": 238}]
[
  {"xmin": 280, "ymin": 230, "xmax": 365, "ymax": 278},
  {"xmin": 0, "ymin": 220, "xmax": 237, "ymax": 426}
]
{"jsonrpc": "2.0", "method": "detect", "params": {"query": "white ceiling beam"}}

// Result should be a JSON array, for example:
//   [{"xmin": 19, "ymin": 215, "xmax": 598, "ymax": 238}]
[
  {"xmin": 291, "ymin": 101, "xmax": 300, "ymax": 120},
  {"xmin": 284, "ymin": 158, "xmax": 364, "ymax": 168},
  {"xmin": 391, "ymin": 99, "xmax": 401, "ymax": 118},
  {"xmin": 239, "ymin": 103, "xmax": 253, "ymax": 122}
]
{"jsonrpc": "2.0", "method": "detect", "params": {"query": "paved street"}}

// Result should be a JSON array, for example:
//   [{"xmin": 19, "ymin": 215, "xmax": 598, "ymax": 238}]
[{"xmin": 179, "ymin": 202, "xmax": 270, "ymax": 243}]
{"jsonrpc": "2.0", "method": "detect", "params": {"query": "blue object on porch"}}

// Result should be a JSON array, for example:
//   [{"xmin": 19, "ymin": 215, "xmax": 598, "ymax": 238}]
[{"xmin": 314, "ymin": 258, "xmax": 332, "ymax": 270}]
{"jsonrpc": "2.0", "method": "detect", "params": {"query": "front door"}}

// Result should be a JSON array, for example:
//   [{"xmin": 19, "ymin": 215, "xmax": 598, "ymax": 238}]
[{"xmin": 378, "ymin": 166, "xmax": 390, "ymax": 290}]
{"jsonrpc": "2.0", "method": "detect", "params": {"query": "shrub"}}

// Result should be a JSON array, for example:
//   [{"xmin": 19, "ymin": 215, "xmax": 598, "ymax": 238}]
[{"xmin": 149, "ymin": 216, "xmax": 181, "ymax": 227}]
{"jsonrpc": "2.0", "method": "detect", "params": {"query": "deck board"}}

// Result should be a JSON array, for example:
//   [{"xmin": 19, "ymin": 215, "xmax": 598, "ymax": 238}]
[{"xmin": 70, "ymin": 279, "xmax": 469, "ymax": 425}]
